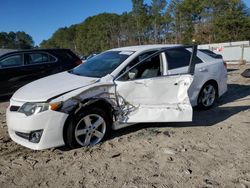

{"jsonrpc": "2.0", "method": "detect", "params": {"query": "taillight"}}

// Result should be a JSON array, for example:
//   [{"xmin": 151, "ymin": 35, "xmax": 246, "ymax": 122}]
[
  {"xmin": 223, "ymin": 61, "xmax": 227, "ymax": 68},
  {"xmin": 74, "ymin": 59, "xmax": 82, "ymax": 65}
]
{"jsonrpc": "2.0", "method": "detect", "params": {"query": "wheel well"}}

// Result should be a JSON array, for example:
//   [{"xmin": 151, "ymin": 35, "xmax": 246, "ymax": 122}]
[
  {"xmin": 199, "ymin": 80, "xmax": 219, "ymax": 98},
  {"xmin": 62, "ymin": 99, "xmax": 113, "ymax": 145}
]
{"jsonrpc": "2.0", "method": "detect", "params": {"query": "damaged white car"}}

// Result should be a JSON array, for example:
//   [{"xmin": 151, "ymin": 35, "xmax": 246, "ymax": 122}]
[{"xmin": 6, "ymin": 45, "xmax": 227, "ymax": 150}]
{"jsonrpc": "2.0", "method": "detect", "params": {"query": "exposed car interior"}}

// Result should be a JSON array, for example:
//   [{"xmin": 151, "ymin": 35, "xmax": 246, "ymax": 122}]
[{"xmin": 119, "ymin": 54, "xmax": 162, "ymax": 80}]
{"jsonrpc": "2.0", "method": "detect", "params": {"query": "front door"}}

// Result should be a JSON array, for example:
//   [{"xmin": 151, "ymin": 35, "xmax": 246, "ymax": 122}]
[{"xmin": 114, "ymin": 45, "xmax": 197, "ymax": 123}]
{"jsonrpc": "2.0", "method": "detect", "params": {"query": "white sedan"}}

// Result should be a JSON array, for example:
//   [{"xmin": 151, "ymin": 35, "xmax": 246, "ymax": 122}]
[{"xmin": 6, "ymin": 45, "xmax": 227, "ymax": 150}]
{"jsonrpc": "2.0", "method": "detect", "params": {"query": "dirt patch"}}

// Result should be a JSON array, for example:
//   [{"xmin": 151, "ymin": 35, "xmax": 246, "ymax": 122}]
[{"xmin": 0, "ymin": 65, "xmax": 250, "ymax": 187}]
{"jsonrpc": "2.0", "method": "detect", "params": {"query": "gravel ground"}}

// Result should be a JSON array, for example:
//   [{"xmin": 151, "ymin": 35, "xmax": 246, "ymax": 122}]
[{"xmin": 0, "ymin": 65, "xmax": 250, "ymax": 188}]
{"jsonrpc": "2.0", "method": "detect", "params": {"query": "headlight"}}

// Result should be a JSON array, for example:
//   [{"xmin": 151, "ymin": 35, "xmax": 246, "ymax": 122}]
[{"xmin": 18, "ymin": 102, "xmax": 62, "ymax": 116}]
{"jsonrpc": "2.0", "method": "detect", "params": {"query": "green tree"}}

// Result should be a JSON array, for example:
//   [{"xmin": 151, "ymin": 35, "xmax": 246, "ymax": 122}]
[
  {"xmin": 167, "ymin": 0, "xmax": 250, "ymax": 44},
  {"xmin": 212, "ymin": 0, "xmax": 250, "ymax": 42},
  {"xmin": 131, "ymin": 0, "xmax": 149, "ymax": 44},
  {"xmin": 118, "ymin": 12, "xmax": 136, "ymax": 46},
  {"xmin": 40, "ymin": 25, "xmax": 78, "ymax": 52},
  {"xmin": 150, "ymin": 0, "xmax": 167, "ymax": 43},
  {"xmin": 75, "ymin": 13, "xmax": 120, "ymax": 54},
  {"xmin": 39, "ymin": 0, "xmax": 250, "ymax": 52},
  {"xmin": 16, "ymin": 31, "xmax": 34, "ymax": 49},
  {"xmin": 0, "ymin": 31, "xmax": 34, "ymax": 49},
  {"xmin": 167, "ymin": 0, "xmax": 183, "ymax": 43}
]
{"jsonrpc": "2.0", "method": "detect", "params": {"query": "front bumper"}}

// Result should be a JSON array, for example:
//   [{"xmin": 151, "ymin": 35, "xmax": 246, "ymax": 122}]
[{"xmin": 6, "ymin": 101, "xmax": 68, "ymax": 150}]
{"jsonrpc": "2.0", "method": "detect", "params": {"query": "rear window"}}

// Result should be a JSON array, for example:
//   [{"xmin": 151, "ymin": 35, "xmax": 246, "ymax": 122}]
[
  {"xmin": 199, "ymin": 49, "xmax": 223, "ymax": 59},
  {"xmin": 165, "ymin": 48, "xmax": 203, "ymax": 70},
  {"xmin": 52, "ymin": 50, "xmax": 77, "ymax": 61}
]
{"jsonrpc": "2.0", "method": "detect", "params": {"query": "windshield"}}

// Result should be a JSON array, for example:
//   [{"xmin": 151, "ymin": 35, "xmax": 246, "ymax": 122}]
[{"xmin": 70, "ymin": 51, "xmax": 133, "ymax": 78}]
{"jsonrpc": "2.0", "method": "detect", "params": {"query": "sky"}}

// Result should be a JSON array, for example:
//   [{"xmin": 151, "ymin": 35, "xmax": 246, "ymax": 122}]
[{"xmin": 1, "ymin": 0, "xmax": 250, "ymax": 46}]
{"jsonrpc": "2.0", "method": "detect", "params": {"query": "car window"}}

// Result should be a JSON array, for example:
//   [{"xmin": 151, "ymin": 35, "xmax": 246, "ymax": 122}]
[
  {"xmin": 118, "ymin": 51, "xmax": 157, "ymax": 77},
  {"xmin": 118, "ymin": 54, "xmax": 162, "ymax": 81},
  {"xmin": 26, "ymin": 53, "xmax": 55, "ymax": 65},
  {"xmin": 199, "ymin": 49, "xmax": 223, "ymax": 59},
  {"xmin": 165, "ymin": 48, "xmax": 202, "ymax": 70},
  {"xmin": 49, "ymin": 55, "xmax": 56, "ymax": 62},
  {"xmin": 53, "ymin": 50, "xmax": 75, "ymax": 61},
  {"xmin": 0, "ymin": 54, "xmax": 22, "ymax": 68},
  {"xmin": 70, "ymin": 51, "xmax": 133, "ymax": 78}
]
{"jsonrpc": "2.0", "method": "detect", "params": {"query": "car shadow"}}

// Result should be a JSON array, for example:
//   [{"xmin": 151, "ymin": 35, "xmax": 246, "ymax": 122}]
[
  {"xmin": 218, "ymin": 83, "xmax": 250, "ymax": 105},
  {"xmin": 109, "ymin": 83, "xmax": 250, "ymax": 140}
]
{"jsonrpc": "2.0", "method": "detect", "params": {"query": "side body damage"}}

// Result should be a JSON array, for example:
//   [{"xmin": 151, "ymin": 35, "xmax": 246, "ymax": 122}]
[
  {"xmin": 55, "ymin": 75, "xmax": 193, "ymax": 130},
  {"xmin": 55, "ymin": 45, "xmax": 197, "ymax": 130}
]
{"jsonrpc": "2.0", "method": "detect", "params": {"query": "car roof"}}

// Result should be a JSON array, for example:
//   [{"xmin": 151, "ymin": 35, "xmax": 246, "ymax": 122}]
[
  {"xmin": 109, "ymin": 44, "xmax": 182, "ymax": 53},
  {"xmin": 0, "ymin": 48, "xmax": 72, "ymax": 57},
  {"xmin": 21, "ymin": 49, "xmax": 70, "ymax": 53}
]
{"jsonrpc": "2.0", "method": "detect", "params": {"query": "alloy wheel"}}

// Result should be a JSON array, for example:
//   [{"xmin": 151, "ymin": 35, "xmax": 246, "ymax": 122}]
[
  {"xmin": 74, "ymin": 114, "xmax": 106, "ymax": 146},
  {"xmin": 200, "ymin": 84, "xmax": 216, "ymax": 107}
]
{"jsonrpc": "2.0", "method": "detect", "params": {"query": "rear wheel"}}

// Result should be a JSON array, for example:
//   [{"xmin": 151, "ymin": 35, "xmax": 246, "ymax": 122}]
[
  {"xmin": 197, "ymin": 83, "xmax": 217, "ymax": 110},
  {"xmin": 65, "ymin": 107, "xmax": 111, "ymax": 148}
]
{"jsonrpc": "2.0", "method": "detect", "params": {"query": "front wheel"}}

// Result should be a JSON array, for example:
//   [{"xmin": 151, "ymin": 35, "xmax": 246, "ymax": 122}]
[
  {"xmin": 197, "ymin": 83, "xmax": 217, "ymax": 110},
  {"xmin": 65, "ymin": 107, "xmax": 111, "ymax": 148}
]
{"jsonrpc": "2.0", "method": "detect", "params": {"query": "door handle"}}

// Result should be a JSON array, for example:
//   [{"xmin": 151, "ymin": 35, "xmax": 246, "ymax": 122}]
[
  {"xmin": 134, "ymin": 81, "xmax": 144, "ymax": 84},
  {"xmin": 199, "ymin": 68, "xmax": 208, "ymax": 72},
  {"xmin": 134, "ymin": 81, "xmax": 147, "ymax": 86}
]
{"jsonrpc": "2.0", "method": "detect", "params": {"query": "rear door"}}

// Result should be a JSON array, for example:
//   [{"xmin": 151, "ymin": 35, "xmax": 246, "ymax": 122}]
[
  {"xmin": 23, "ymin": 52, "xmax": 58, "ymax": 82},
  {"xmin": 0, "ymin": 53, "xmax": 24, "ymax": 95},
  {"xmin": 114, "ymin": 45, "xmax": 197, "ymax": 123},
  {"xmin": 165, "ymin": 48, "xmax": 207, "ymax": 105}
]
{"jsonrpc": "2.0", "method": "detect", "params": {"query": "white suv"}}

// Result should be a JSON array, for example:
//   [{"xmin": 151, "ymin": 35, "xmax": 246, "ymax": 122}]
[{"xmin": 6, "ymin": 45, "xmax": 227, "ymax": 150}]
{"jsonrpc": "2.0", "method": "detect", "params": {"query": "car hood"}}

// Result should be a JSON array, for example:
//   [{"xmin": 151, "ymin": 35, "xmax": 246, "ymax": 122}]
[{"xmin": 12, "ymin": 71, "xmax": 99, "ymax": 102}]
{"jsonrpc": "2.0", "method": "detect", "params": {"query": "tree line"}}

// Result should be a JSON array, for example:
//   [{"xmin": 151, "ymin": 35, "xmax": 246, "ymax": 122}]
[
  {"xmin": 2, "ymin": 0, "xmax": 249, "ymax": 55},
  {"xmin": 41, "ymin": 0, "xmax": 250, "ymax": 55},
  {"xmin": 0, "ymin": 31, "xmax": 34, "ymax": 49}
]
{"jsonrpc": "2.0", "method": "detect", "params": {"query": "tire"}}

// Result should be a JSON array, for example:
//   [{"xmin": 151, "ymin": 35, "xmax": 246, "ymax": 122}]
[
  {"xmin": 197, "ymin": 82, "xmax": 218, "ymax": 110},
  {"xmin": 65, "ymin": 107, "xmax": 111, "ymax": 149}
]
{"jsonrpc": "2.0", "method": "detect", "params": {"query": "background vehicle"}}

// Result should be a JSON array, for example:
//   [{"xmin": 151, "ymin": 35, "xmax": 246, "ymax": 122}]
[
  {"xmin": 6, "ymin": 45, "xmax": 227, "ymax": 150},
  {"xmin": 0, "ymin": 49, "xmax": 82, "ymax": 96}
]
